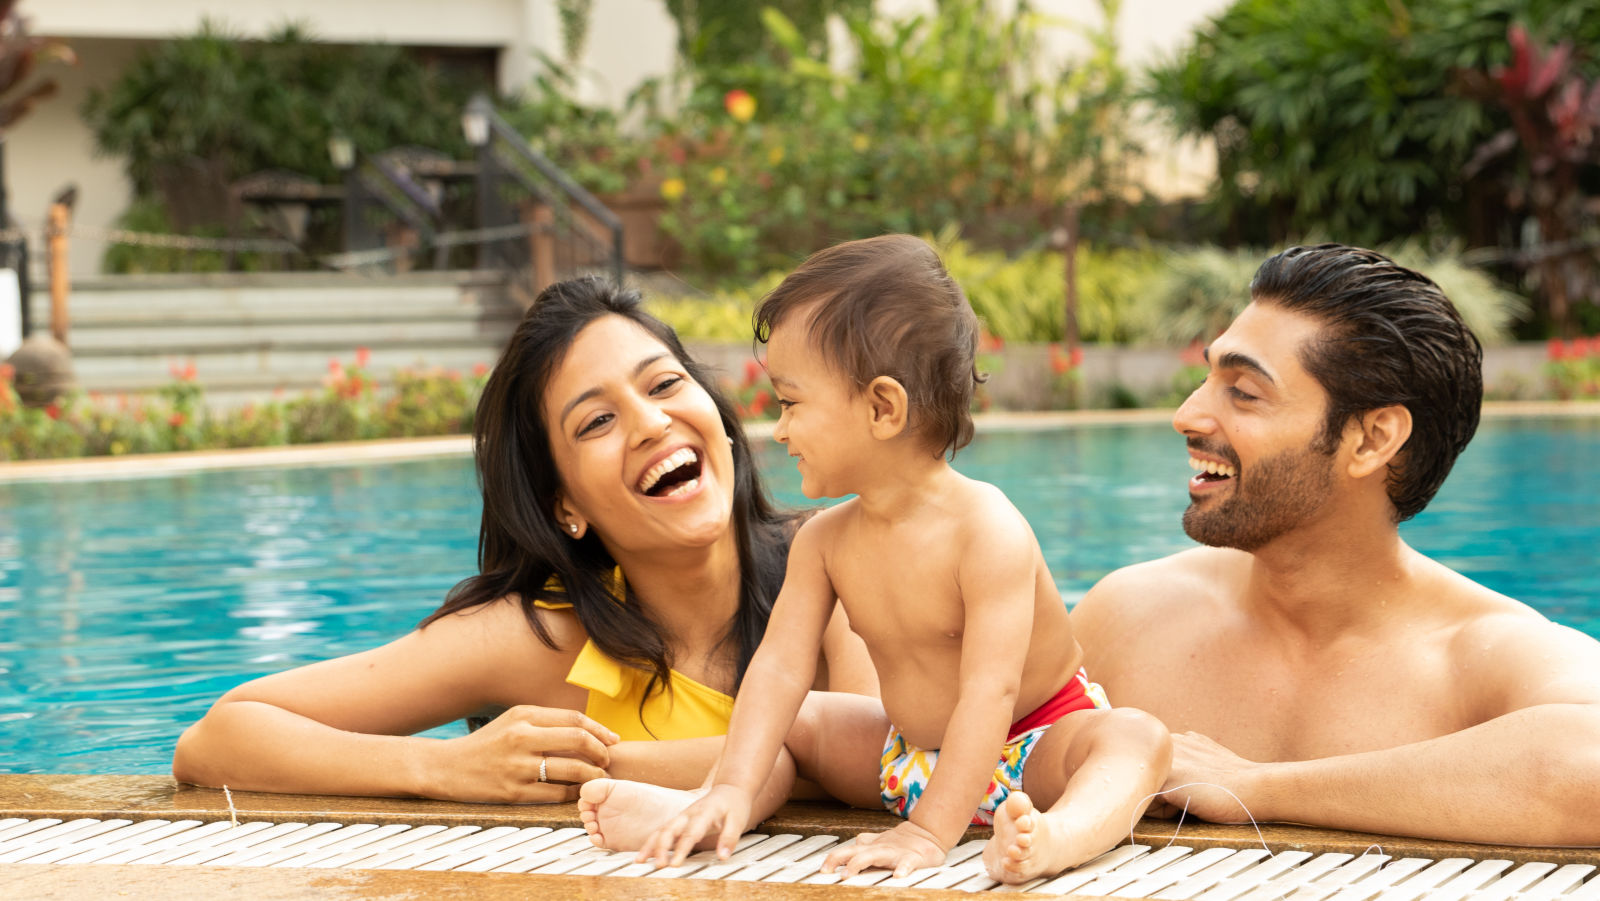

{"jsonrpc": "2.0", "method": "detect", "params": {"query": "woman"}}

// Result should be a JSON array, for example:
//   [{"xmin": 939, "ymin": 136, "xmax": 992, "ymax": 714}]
[{"xmin": 173, "ymin": 277, "xmax": 877, "ymax": 802}]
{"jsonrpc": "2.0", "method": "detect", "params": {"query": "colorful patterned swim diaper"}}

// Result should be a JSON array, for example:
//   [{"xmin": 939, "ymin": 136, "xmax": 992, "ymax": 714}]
[{"xmin": 878, "ymin": 668, "xmax": 1111, "ymax": 826}]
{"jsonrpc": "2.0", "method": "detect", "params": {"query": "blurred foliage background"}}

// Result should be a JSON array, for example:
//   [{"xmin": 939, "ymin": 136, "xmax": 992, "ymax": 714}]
[{"xmin": 71, "ymin": 0, "xmax": 1600, "ymax": 341}]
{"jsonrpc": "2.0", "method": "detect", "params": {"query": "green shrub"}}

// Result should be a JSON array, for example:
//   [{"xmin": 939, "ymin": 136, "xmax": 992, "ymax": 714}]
[
  {"xmin": 646, "ymin": 237, "xmax": 1526, "ymax": 348},
  {"xmin": 0, "ymin": 353, "xmax": 492, "ymax": 462},
  {"xmin": 648, "ymin": 0, "xmax": 1137, "ymax": 276},
  {"xmin": 1545, "ymin": 338, "xmax": 1600, "ymax": 399},
  {"xmin": 1146, "ymin": 0, "xmax": 1600, "ymax": 249}
]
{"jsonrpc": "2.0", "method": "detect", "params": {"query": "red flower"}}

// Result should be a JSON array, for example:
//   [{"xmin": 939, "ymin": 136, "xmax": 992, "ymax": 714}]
[
  {"xmin": 1049, "ymin": 346, "xmax": 1070, "ymax": 375},
  {"xmin": 355, "ymin": 346, "xmax": 371, "ymax": 369},
  {"xmin": 1070, "ymin": 346, "xmax": 1084, "ymax": 368},
  {"xmin": 472, "ymin": 362, "xmax": 490, "ymax": 378},
  {"xmin": 328, "ymin": 358, "xmax": 344, "ymax": 376},
  {"xmin": 168, "ymin": 412, "xmax": 186, "ymax": 428},
  {"xmin": 743, "ymin": 358, "xmax": 763, "ymax": 388},
  {"xmin": 1180, "ymin": 339, "xmax": 1206, "ymax": 367},
  {"xmin": 1548, "ymin": 338, "xmax": 1568, "ymax": 361},
  {"xmin": 44, "ymin": 402, "xmax": 62, "ymax": 420}
]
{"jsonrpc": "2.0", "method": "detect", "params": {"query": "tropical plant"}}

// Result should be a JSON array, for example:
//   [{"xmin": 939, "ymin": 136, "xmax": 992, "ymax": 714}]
[
  {"xmin": 81, "ymin": 23, "xmax": 474, "ymax": 229},
  {"xmin": 1458, "ymin": 24, "xmax": 1600, "ymax": 335},
  {"xmin": 501, "ymin": 63, "xmax": 645, "ymax": 196},
  {"xmin": 649, "ymin": 0, "xmax": 1137, "ymax": 276},
  {"xmin": 0, "ymin": 0, "xmax": 74, "ymax": 135},
  {"xmin": 1146, "ymin": 0, "xmax": 1600, "ymax": 252},
  {"xmin": 1133, "ymin": 241, "xmax": 1527, "ymax": 346},
  {"xmin": 661, "ymin": 0, "xmax": 873, "ymax": 71}
]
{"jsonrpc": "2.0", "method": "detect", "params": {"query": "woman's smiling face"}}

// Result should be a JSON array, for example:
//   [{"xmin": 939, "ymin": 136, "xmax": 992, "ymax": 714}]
[{"xmin": 541, "ymin": 315, "xmax": 737, "ymax": 558}]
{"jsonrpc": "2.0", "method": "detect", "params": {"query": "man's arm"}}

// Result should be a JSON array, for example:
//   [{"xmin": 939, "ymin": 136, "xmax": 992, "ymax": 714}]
[{"xmin": 1165, "ymin": 617, "xmax": 1600, "ymax": 846}]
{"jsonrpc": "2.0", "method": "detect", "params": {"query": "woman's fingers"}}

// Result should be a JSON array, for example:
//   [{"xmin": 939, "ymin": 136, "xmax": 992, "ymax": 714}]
[
  {"xmin": 539, "ymin": 755, "xmax": 607, "ymax": 785},
  {"xmin": 511, "ymin": 705, "xmax": 620, "ymax": 745}
]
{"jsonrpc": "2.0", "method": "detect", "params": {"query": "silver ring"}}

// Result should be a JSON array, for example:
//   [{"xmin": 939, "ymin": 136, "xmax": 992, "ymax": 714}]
[{"xmin": 538, "ymin": 757, "xmax": 548, "ymax": 783}]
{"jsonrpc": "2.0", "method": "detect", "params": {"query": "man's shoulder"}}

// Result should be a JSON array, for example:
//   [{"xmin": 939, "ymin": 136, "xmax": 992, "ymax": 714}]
[
  {"xmin": 1083, "ymin": 546, "xmax": 1245, "ymax": 605},
  {"xmin": 1073, "ymin": 546, "xmax": 1246, "ymax": 631}
]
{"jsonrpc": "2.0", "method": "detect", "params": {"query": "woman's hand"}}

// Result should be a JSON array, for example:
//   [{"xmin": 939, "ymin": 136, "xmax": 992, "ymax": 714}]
[
  {"xmin": 422, "ymin": 705, "xmax": 619, "ymax": 803},
  {"xmin": 636, "ymin": 783, "xmax": 753, "ymax": 867}
]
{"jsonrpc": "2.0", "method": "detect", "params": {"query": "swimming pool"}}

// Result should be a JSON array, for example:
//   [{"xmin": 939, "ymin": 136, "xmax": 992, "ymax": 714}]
[{"xmin": 2, "ymin": 417, "xmax": 1597, "ymax": 774}]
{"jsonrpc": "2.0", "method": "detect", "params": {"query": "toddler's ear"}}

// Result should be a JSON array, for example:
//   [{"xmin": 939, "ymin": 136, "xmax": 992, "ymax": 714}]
[{"xmin": 865, "ymin": 375, "xmax": 909, "ymax": 440}]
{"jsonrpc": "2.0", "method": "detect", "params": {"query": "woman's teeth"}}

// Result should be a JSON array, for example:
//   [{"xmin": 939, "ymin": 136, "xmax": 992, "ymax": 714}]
[
  {"xmin": 660, "ymin": 477, "xmax": 699, "ymax": 497},
  {"xmin": 1188, "ymin": 457, "xmax": 1238, "ymax": 478},
  {"xmin": 638, "ymin": 447, "xmax": 699, "ymax": 493}
]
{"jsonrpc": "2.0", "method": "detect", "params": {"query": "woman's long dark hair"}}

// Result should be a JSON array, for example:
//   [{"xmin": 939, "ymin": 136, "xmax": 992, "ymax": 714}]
[{"xmin": 423, "ymin": 276, "xmax": 797, "ymax": 712}]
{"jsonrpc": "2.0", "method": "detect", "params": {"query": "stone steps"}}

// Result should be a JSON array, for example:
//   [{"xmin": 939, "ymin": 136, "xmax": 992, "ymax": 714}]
[{"xmin": 27, "ymin": 271, "xmax": 519, "ymax": 408}]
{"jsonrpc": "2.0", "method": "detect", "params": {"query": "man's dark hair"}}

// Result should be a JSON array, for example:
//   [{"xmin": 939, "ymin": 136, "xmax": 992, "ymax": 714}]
[
  {"xmin": 1251, "ymin": 243, "xmax": 1483, "ymax": 522},
  {"xmin": 753, "ymin": 234, "xmax": 984, "ymax": 458}
]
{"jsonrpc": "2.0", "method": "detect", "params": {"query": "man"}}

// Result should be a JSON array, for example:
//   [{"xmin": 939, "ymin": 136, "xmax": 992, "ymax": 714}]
[{"xmin": 1072, "ymin": 244, "xmax": 1600, "ymax": 845}]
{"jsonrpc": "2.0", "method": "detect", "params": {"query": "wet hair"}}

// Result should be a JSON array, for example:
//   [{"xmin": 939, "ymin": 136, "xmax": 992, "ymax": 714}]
[
  {"xmin": 1250, "ymin": 244, "xmax": 1483, "ymax": 522},
  {"xmin": 422, "ymin": 276, "xmax": 798, "ymax": 717},
  {"xmin": 753, "ymin": 234, "xmax": 984, "ymax": 458}
]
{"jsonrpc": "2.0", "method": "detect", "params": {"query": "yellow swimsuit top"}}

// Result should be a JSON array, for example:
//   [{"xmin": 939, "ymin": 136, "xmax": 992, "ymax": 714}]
[{"xmin": 534, "ymin": 573, "xmax": 733, "ymax": 742}]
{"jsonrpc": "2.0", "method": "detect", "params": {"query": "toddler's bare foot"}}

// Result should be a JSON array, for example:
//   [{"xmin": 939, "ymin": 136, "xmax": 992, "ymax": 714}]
[
  {"xmin": 577, "ymin": 778, "xmax": 707, "ymax": 851},
  {"xmin": 984, "ymin": 791, "xmax": 1095, "ymax": 883}
]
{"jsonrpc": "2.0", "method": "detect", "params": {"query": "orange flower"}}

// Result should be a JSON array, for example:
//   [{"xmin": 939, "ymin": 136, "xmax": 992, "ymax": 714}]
[
  {"xmin": 168, "ymin": 412, "xmax": 187, "ymax": 428},
  {"xmin": 472, "ymin": 362, "xmax": 490, "ymax": 378},
  {"xmin": 0, "ymin": 362, "xmax": 14, "ymax": 382},
  {"xmin": 724, "ymin": 89, "xmax": 756, "ymax": 123},
  {"xmin": 1049, "ymin": 344, "xmax": 1071, "ymax": 375},
  {"xmin": 44, "ymin": 403, "xmax": 62, "ymax": 420}
]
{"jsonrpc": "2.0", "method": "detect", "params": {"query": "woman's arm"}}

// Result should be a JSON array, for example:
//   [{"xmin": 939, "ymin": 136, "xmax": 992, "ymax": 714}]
[{"xmin": 172, "ymin": 598, "xmax": 617, "ymax": 802}]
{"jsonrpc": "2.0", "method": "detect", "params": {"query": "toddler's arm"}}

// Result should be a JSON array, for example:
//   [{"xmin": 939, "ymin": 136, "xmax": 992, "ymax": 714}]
[
  {"xmin": 825, "ymin": 498, "xmax": 1039, "ymax": 877},
  {"xmin": 639, "ymin": 516, "xmax": 840, "ymax": 863}
]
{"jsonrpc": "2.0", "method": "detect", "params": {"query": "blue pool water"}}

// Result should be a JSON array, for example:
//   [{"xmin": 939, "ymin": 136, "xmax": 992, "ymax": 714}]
[{"xmin": 2, "ymin": 418, "xmax": 1598, "ymax": 774}]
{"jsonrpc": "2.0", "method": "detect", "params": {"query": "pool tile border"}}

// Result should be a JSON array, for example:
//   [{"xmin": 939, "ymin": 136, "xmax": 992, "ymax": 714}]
[{"xmin": 3, "ymin": 402, "xmax": 1595, "ymax": 485}]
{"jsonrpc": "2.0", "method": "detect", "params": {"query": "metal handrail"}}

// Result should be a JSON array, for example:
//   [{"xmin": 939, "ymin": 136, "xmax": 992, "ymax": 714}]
[{"xmin": 473, "ymin": 97, "xmax": 625, "ymax": 286}]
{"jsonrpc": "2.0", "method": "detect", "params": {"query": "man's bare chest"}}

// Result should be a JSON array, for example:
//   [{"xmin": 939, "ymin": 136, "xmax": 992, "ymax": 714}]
[{"xmin": 1105, "ymin": 635, "xmax": 1472, "ymax": 761}]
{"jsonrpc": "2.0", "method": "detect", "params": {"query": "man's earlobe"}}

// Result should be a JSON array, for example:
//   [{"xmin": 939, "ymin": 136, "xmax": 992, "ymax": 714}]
[
  {"xmin": 1348, "ymin": 405, "xmax": 1412, "ymax": 478},
  {"xmin": 866, "ymin": 375, "xmax": 909, "ymax": 439}
]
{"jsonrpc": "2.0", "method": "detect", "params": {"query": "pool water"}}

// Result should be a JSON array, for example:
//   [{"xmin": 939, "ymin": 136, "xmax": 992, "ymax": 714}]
[{"xmin": 2, "ymin": 418, "xmax": 1597, "ymax": 774}]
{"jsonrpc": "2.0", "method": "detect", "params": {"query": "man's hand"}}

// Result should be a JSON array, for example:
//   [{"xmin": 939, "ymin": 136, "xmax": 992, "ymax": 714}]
[
  {"xmin": 822, "ymin": 821, "xmax": 948, "ymax": 878},
  {"xmin": 1154, "ymin": 731, "xmax": 1266, "ymax": 825}
]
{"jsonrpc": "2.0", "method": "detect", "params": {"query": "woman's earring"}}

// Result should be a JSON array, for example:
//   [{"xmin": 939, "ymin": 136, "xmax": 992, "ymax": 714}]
[
  {"xmin": 569, "ymin": 523, "xmax": 579, "ymax": 534},
  {"xmin": 726, "ymin": 435, "xmax": 734, "ymax": 445}
]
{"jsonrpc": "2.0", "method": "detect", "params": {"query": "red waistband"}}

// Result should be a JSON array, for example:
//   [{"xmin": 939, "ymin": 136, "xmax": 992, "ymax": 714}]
[{"xmin": 1007, "ymin": 669, "xmax": 1097, "ymax": 741}]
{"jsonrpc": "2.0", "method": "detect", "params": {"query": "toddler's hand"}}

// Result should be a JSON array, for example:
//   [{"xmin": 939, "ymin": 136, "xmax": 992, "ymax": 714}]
[
  {"xmin": 636, "ymin": 784, "xmax": 752, "ymax": 868},
  {"xmin": 823, "ymin": 821, "xmax": 947, "ymax": 878}
]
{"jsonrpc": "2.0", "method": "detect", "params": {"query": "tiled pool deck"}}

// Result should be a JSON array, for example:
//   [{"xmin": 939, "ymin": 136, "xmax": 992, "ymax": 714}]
[{"xmin": 0, "ymin": 774, "xmax": 1592, "ymax": 899}]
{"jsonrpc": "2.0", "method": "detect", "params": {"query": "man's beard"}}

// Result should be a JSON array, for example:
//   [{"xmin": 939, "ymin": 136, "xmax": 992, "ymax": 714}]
[{"xmin": 1183, "ymin": 444, "xmax": 1336, "ymax": 551}]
